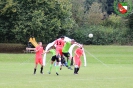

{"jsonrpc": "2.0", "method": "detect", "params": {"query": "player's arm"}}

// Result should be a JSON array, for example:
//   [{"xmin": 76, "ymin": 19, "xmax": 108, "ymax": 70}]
[
  {"xmin": 74, "ymin": 42, "xmax": 82, "ymax": 47},
  {"xmin": 35, "ymin": 47, "xmax": 40, "ymax": 52},
  {"xmin": 42, "ymin": 50, "xmax": 50, "ymax": 54},
  {"xmin": 74, "ymin": 49, "xmax": 79, "ymax": 58},
  {"xmin": 52, "ymin": 40, "xmax": 57, "ymax": 47}
]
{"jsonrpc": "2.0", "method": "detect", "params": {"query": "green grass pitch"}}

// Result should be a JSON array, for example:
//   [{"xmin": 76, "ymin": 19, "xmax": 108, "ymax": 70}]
[{"xmin": 0, "ymin": 45, "xmax": 133, "ymax": 88}]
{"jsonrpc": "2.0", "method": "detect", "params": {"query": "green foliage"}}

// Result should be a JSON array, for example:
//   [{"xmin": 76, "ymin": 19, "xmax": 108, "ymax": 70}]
[
  {"xmin": 0, "ymin": 0, "xmax": 133, "ymax": 45},
  {"xmin": 71, "ymin": 0, "xmax": 86, "ymax": 26},
  {"xmin": 84, "ymin": 0, "xmax": 95, "ymax": 12},
  {"xmin": 0, "ymin": 0, "xmax": 17, "ymax": 43},
  {"xmin": 87, "ymin": 2, "xmax": 103, "ymax": 25},
  {"xmin": 102, "ymin": 13, "xmax": 126, "ymax": 28},
  {"xmin": 128, "ymin": 13, "xmax": 133, "ymax": 29},
  {"xmin": 68, "ymin": 25, "xmax": 132, "ymax": 45},
  {"xmin": 13, "ymin": 0, "xmax": 74, "ymax": 44},
  {"xmin": 0, "ymin": 0, "xmax": 74, "ymax": 44},
  {"xmin": 71, "ymin": 1, "xmax": 108, "ymax": 26}
]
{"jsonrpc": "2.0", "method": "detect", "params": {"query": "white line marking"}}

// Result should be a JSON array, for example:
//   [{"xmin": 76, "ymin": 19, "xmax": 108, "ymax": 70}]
[{"xmin": 85, "ymin": 50, "xmax": 109, "ymax": 67}]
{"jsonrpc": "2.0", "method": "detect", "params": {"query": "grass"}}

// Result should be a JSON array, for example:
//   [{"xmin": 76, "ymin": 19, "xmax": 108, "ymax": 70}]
[{"xmin": 0, "ymin": 45, "xmax": 133, "ymax": 88}]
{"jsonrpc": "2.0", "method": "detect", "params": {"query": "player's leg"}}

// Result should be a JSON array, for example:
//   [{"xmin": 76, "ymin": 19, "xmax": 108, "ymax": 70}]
[
  {"xmin": 76, "ymin": 60, "xmax": 81, "ymax": 74},
  {"xmin": 71, "ymin": 57, "xmax": 74, "ymax": 66},
  {"xmin": 62, "ymin": 52, "xmax": 72, "ymax": 69},
  {"xmin": 60, "ymin": 55, "xmax": 65, "ymax": 70},
  {"xmin": 48, "ymin": 61, "xmax": 54, "ymax": 74},
  {"xmin": 48, "ymin": 55, "xmax": 56, "ymax": 74},
  {"xmin": 40, "ymin": 65, "xmax": 43, "ymax": 74},
  {"xmin": 67, "ymin": 56, "xmax": 73, "ymax": 70},
  {"xmin": 34, "ymin": 64, "xmax": 37, "ymax": 74},
  {"xmin": 55, "ymin": 57, "xmax": 60, "ymax": 75},
  {"xmin": 73, "ymin": 57, "xmax": 79, "ymax": 74},
  {"xmin": 34, "ymin": 58, "xmax": 38, "ymax": 74},
  {"xmin": 57, "ymin": 50, "xmax": 63, "ymax": 70},
  {"xmin": 66, "ymin": 53, "xmax": 71, "ymax": 67},
  {"xmin": 39, "ymin": 58, "xmax": 44, "ymax": 74},
  {"xmin": 73, "ymin": 57, "xmax": 77, "ymax": 74},
  {"xmin": 62, "ymin": 53, "xmax": 68, "ymax": 66}
]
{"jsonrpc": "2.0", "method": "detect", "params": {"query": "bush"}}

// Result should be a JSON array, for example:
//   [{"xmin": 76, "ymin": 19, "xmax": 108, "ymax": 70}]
[
  {"xmin": 67, "ymin": 25, "xmax": 132, "ymax": 45},
  {"xmin": 0, "ymin": 43, "xmax": 26, "ymax": 53},
  {"xmin": 102, "ymin": 13, "xmax": 126, "ymax": 28},
  {"xmin": 0, "ymin": 43, "xmax": 47, "ymax": 53}
]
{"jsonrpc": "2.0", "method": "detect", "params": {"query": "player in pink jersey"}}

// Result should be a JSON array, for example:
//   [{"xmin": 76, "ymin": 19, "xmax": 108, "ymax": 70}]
[
  {"xmin": 53, "ymin": 36, "xmax": 65, "ymax": 60},
  {"xmin": 33, "ymin": 42, "xmax": 44, "ymax": 74},
  {"xmin": 73, "ymin": 45, "xmax": 83, "ymax": 74}
]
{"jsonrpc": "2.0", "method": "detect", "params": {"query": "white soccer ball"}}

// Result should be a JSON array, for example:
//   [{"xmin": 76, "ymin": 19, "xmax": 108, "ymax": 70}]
[{"xmin": 88, "ymin": 33, "xmax": 93, "ymax": 38}]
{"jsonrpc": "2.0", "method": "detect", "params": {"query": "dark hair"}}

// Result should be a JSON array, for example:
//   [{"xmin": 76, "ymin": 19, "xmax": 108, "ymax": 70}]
[{"xmin": 60, "ymin": 36, "xmax": 64, "ymax": 38}]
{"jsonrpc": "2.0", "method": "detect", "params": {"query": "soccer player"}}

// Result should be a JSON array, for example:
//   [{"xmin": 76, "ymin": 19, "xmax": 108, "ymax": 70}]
[
  {"xmin": 53, "ymin": 36, "xmax": 65, "ymax": 61},
  {"xmin": 73, "ymin": 45, "xmax": 83, "ymax": 74},
  {"xmin": 33, "ymin": 42, "xmax": 44, "ymax": 74},
  {"xmin": 45, "ymin": 48, "xmax": 60, "ymax": 75},
  {"xmin": 62, "ymin": 39, "xmax": 80, "ymax": 70}
]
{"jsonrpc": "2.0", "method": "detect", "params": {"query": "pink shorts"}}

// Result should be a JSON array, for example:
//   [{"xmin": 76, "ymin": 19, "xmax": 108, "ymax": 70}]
[
  {"xmin": 56, "ymin": 47, "xmax": 63, "ymax": 56},
  {"xmin": 74, "ymin": 56, "xmax": 81, "ymax": 67},
  {"xmin": 35, "ymin": 58, "xmax": 43, "ymax": 65}
]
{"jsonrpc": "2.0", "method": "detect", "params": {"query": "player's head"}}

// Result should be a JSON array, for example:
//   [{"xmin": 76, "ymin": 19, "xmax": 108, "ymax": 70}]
[
  {"xmin": 38, "ymin": 42, "xmax": 42, "ymax": 46},
  {"xmin": 79, "ymin": 44, "xmax": 83, "ymax": 49},
  {"xmin": 60, "ymin": 36, "xmax": 64, "ymax": 40},
  {"xmin": 71, "ymin": 39, "xmax": 75, "ymax": 44}
]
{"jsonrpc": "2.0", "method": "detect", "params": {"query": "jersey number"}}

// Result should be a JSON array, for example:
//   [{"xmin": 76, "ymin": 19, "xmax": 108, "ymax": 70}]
[{"xmin": 57, "ymin": 41, "xmax": 61, "ymax": 45}]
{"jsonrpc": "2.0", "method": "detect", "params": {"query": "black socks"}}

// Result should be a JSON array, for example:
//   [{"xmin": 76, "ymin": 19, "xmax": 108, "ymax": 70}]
[{"xmin": 34, "ymin": 68, "xmax": 36, "ymax": 74}]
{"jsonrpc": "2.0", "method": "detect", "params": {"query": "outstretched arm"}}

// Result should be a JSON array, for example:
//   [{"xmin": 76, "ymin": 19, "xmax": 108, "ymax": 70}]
[
  {"xmin": 42, "ymin": 50, "xmax": 50, "ymax": 54},
  {"xmin": 74, "ymin": 42, "xmax": 82, "ymax": 47}
]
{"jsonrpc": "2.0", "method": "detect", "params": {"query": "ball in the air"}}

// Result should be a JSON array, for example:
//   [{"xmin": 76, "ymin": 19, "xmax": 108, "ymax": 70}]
[{"xmin": 88, "ymin": 33, "xmax": 93, "ymax": 38}]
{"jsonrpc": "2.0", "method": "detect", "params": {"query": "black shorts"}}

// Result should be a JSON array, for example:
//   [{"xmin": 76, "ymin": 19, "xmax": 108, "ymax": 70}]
[
  {"xmin": 62, "ymin": 52, "xmax": 70, "ymax": 57},
  {"xmin": 61, "ymin": 57, "xmax": 66, "ymax": 64},
  {"xmin": 51, "ymin": 55, "xmax": 59, "ymax": 62}
]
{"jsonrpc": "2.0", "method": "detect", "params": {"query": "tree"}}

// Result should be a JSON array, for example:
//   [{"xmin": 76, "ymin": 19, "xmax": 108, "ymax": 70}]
[
  {"xmin": 71, "ymin": 0, "xmax": 86, "ymax": 26},
  {"xmin": 0, "ymin": 0, "xmax": 74, "ymax": 44},
  {"xmin": 0, "ymin": 0, "xmax": 17, "ymax": 42},
  {"xmin": 87, "ymin": 2, "xmax": 103, "ymax": 25},
  {"xmin": 84, "ymin": 0, "xmax": 96, "ymax": 12}
]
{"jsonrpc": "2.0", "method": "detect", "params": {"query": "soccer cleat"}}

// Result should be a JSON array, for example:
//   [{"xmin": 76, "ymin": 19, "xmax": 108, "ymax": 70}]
[
  {"xmin": 68, "ymin": 67, "xmax": 73, "ymax": 70},
  {"xmin": 48, "ymin": 71, "xmax": 51, "ymax": 74},
  {"xmin": 33, "ymin": 72, "xmax": 36, "ymax": 74},
  {"xmin": 56, "ymin": 72, "xmax": 59, "ymax": 76},
  {"xmin": 60, "ymin": 67, "xmax": 62, "ymax": 70},
  {"xmin": 65, "ymin": 64, "xmax": 68, "ymax": 67},
  {"xmin": 40, "ymin": 71, "xmax": 44, "ymax": 74},
  {"xmin": 74, "ymin": 73, "xmax": 78, "ymax": 75}
]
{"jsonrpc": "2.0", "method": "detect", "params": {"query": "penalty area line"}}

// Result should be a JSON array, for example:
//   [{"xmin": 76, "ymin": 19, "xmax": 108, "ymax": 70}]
[{"xmin": 85, "ymin": 50, "xmax": 109, "ymax": 67}]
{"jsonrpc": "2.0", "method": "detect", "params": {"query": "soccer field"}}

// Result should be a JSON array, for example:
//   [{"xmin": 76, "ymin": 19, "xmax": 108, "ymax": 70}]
[{"xmin": 0, "ymin": 45, "xmax": 133, "ymax": 88}]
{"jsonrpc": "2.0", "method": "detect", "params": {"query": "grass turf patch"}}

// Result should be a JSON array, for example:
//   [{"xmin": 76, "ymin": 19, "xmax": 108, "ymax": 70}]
[{"xmin": 0, "ymin": 45, "xmax": 133, "ymax": 88}]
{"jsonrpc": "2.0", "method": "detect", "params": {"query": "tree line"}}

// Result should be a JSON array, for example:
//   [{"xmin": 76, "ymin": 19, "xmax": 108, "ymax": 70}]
[{"xmin": 0, "ymin": 0, "xmax": 133, "ymax": 45}]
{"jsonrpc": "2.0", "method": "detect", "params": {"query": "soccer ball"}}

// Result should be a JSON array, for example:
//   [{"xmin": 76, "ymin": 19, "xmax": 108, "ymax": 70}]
[{"xmin": 88, "ymin": 33, "xmax": 93, "ymax": 38}]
